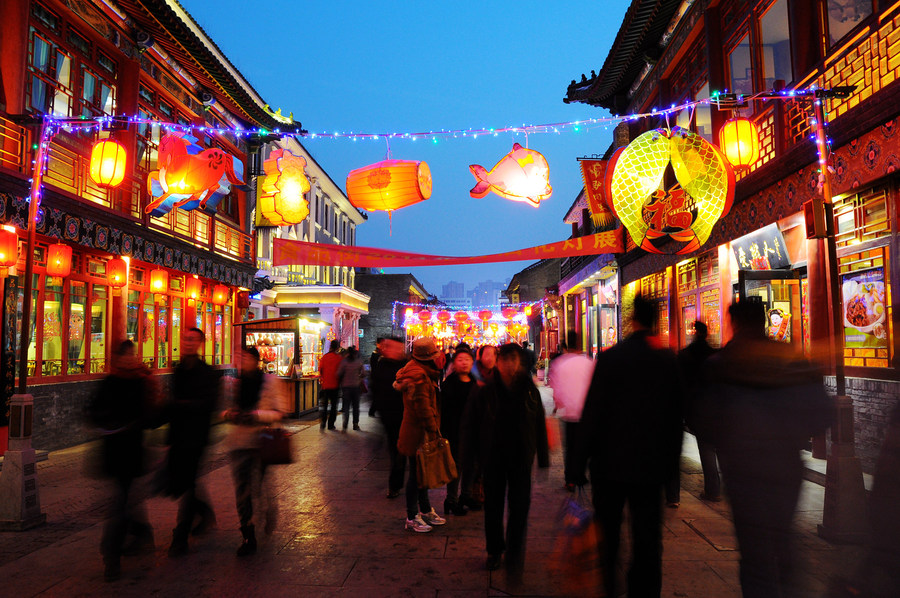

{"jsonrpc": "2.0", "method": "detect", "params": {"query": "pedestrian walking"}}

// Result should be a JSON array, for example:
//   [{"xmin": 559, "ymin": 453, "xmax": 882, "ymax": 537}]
[
  {"xmin": 222, "ymin": 347, "xmax": 289, "ymax": 556},
  {"xmin": 370, "ymin": 337, "xmax": 408, "ymax": 498},
  {"xmin": 521, "ymin": 340, "xmax": 537, "ymax": 375},
  {"xmin": 87, "ymin": 340, "xmax": 156, "ymax": 581},
  {"xmin": 165, "ymin": 327, "xmax": 220, "ymax": 557},
  {"xmin": 467, "ymin": 343, "xmax": 550, "ymax": 575},
  {"xmin": 318, "ymin": 340, "xmax": 343, "ymax": 431},
  {"xmin": 458, "ymin": 343, "xmax": 499, "ymax": 511},
  {"xmin": 471, "ymin": 343, "xmax": 498, "ymax": 384},
  {"xmin": 548, "ymin": 329, "xmax": 593, "ymax": 492},
  {"xmin": 337, "ymin": 346, "xmax": 364, "ymax": 431},
  {"xmin": 440, "ymin": 346, "xmax": 477, "ymax": 516},
  {"xmin": 573, "ymin": 296, "xmax": 684, "ymax": 598},
  {"xmin": 679, "ymin": 320, "xmax": 720, "ymax": 502},
  {"xmin": 394, "ymin": 337, "xmax": 447, "ymax": 533},
  {"xmin": 693, "ymin": 300, "xmax": 831, "ymax": 598}
]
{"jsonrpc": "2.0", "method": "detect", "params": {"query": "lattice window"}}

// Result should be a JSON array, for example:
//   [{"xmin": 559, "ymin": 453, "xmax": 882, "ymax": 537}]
[
  {"xmin": 833, "ymin": 185, "xmax": 890, "ymax": 249},
  {"xmin": 677, "ymin": 259, "xmax": 698, "ymax": 293},
  {"xmin": 698, "ymin": 251, "xmax": 720, "ymax": 287}
]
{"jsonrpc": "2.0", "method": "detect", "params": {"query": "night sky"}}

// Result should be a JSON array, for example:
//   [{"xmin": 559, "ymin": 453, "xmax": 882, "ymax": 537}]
[{"xmin": 181, "ymin": 0, "xmax": 631, "ymax": 296}]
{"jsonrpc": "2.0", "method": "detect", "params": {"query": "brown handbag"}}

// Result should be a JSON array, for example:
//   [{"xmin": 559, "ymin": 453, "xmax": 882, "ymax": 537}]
[
  {"xmin": 259, "ymin": 426, "xmax": 294, "ymax": 465},
  {"xmin": 415, "ymin": 432, "xmax": 458, "ymax": 489}
]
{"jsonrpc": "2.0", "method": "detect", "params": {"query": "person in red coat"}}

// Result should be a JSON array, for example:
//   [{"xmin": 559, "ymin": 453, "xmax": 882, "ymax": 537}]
[
  {"xmin": 395, "ymin": 337, "xmax": 447, "ymax": 533},
  {"xmin": 318, "ymin": 340, "xmax": 343, "ymax": 431}
]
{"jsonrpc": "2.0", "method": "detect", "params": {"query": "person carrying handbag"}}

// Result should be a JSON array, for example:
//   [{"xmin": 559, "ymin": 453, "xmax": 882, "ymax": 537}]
[
  {"xmin": 222, "ymin": 346, "xmax": 289, "ymax": 556},
  {"xmin": 394, "ymin": 337, "xmax": 448, "ymax": 533}
]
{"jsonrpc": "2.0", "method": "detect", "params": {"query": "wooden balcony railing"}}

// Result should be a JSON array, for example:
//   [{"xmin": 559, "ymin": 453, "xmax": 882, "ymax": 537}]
[{"xmin": 0, "ymin": 115, "xmax": 30, "ymax": 174}]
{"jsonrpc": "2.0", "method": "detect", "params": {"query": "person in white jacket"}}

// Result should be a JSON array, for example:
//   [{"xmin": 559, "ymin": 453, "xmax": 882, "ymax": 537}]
[
  {"xmin": 548, "ymin": 330, "xmax": 594, "ymax": 491},
  {"xmin": 222, "ymin": 346, "xmax": 288, "ymax": 555}
]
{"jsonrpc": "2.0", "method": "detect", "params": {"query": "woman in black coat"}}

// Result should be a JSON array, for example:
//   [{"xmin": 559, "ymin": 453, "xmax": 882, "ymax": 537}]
[{"xmin": 440, "ymin": 346, "xmax": 477, "ymax": 515}]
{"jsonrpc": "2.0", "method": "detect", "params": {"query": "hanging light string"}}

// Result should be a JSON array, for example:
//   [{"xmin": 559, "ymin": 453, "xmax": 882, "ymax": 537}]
[{"xmin": 390, "ymin": 299, "xmax": 543, "ymax": 329}]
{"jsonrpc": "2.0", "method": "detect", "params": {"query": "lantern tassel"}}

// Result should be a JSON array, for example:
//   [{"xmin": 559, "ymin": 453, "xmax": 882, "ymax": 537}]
[{"xmin": 388, "ymin": 210, "xmax": 393, "ymax": 236}]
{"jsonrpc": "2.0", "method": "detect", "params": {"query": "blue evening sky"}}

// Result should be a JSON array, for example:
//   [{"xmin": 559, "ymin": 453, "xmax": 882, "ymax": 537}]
[{"xmin": 181, "ymin": 0, "xmax": 631, "ymax": 296}]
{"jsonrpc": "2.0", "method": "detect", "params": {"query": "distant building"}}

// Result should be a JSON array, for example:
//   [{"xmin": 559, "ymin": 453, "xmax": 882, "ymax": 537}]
[
  {"xmin": 506, "ymin": 260, "xmax": 561, "ymax": 357},
  {"xmin": 439, "ymin": 280, "xmax": 470, "ymax": 310},
  {"xmin": 355, "ymin": 273, "xmax": 432, "ymax": 359},
  {"xmin": 468, "ymin": 279, "xmax": 510, "ymax": 308}
]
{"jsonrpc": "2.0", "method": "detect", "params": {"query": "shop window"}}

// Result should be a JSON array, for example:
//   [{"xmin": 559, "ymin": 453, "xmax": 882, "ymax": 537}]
[
  {"xmin": 68, "ymin": 281, "xmax": 88, "ymax": 375},
  {"xmin": 833, "ymin": 186, "xmax": 889, "ymax": 248},
  {"xmin": 172, "ymin": 297, "xmax": 182, "ymax": 364},
  {"xmin": 141, "ymin": 294, "xmax": 156, "ymax": 369},
  {"xmin": 223, "ymin": 306, "xmax": 232, "ymax": 365},
  {"xmin": 19, "ymin": 275, "xmax": 38, "ymax": 375},
  {"xmin": 126, "ymin": 290, "xmax": 140, "ymax": 344},
  {"xmin": 759, "ymin": 0, "xmax": 793, "ymax": 88},
  {"xmin": 42, "ymin": 278, "xmax": 64, "ymax": 377},
  {"xmin": 90, "ymin": 285, "xmax": 109, "ymax": 374},
  {"xmin": 677, "ymin": 259, "xmax": 698, "ymax": 294},
  {"xmin": 827, "ymin": 0, "xmax": 873, "ymax": 47}
]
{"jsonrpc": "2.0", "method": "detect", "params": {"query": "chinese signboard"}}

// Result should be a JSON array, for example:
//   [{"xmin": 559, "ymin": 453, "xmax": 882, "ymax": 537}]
[{"xmin": 731, "ymin": 224, "xmax": 791, "ymax": 270}]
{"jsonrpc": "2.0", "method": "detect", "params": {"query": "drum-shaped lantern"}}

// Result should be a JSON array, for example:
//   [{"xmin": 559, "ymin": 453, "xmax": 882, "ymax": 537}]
[
  {"xmin": 718, "ymin": 118, "xmax": 760, "ymax": 170},
  {"xmin": 107, "ymin": 257, "xmax": 128, "ymax": 289},
  {"xmin": 212, "ymin": 284, "xmax": 230, "ymax": 306},
  {"xmin": 185, "ymin": 276, "xmax": 202, "ymax": 301},
  {"xmin": 0, "ymin": 228, "xmax": 18, "ymax": 275},
  {"xmin": 346, "ymin": 160, "xmax": 432, "ymax": 217},
  {"xmin": 150, "ymin": 268, "xmax": 169, "ymax": 293},
  {"xmin": 46, "ymin": 243, "xmax": 72, "ymax": 278},
  {"xmin": 89, "ymin": 139, "xmax": 127, "ymax": 188}
]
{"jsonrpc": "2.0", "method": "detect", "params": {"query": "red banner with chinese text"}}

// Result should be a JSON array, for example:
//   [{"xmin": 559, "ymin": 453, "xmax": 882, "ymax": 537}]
[
  {"xmin": 579, "ymin": 159, "xmax": 615, "ymax": 227},
  {"xmin": 273, "ymin": 228, "xmax": 624, "ymax": 268}
]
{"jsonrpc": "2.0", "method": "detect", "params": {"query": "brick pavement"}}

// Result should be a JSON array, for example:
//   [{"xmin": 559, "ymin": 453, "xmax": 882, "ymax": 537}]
[{"xmin": 0, "ymin": 389, "xmax": 865, "ymax": 597}]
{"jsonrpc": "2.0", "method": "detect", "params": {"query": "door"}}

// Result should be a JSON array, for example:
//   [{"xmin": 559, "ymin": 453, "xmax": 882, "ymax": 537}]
[{"xmin": 737, "ymin": 269, "xmax": 806, "ymax": 351}]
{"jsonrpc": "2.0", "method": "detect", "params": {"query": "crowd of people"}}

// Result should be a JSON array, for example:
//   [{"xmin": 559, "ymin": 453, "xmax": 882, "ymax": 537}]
[{"xmin": 85, "ymin": 296, "xmax": 900, "ymax": 597}]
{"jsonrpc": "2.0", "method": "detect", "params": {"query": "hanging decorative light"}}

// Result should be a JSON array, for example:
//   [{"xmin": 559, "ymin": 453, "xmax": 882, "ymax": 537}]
[
  {"xmin": 46, "ymin": 242, "xmax": 72, "ymax": 278},
  {"xmin": 346, "ymin": 159, "xmax": 432, "ymax": 231},
  {"xmin": 417, "ymin": 309, "xmax": 433, "ymax": 323},
  {"xmin": 478, "ymin": 310, "xmax": 493, "ymax": 323},
  {"xmin": 524, "ymin": 305, "xmax": 533, "ymax": 317},
  {"xmin": 149, "ymin": 267, "xmax": 169, "ymax": 294},
  {"xmin": 436, "ymin": 310, "xmax": 451, "ymax": 324},
  {"xmin": 0, "ymin": 228, "xmax": 18, "ymax": 278},
  {"xmin": 257, "ymin": 148, "xmax": 311, "ymax": 226},
  {"xmin": 107, "ymin": 257, "xmax": 128, "ymax": 290},
  {"xmin": 212, "ymin": 284, "xmax": 230, "ymax": 306},
  {"xmin": 718, "ymin": 118, "xmax": 760, "ymax": 170},
  {"xmin": 89, "ymin": 139, "xmax": 127, "ymax": 188},
  {"xmin": 501, "ymin": 306, "xmax": 518, "ymax": 320},
  {"xmin": 184, "ymin": 276, "xmax": 202, "ymax": 302},
  {"xmin": 453, "ymin": 311, "xmax": 469, "ymax": 324},
  {"xmin": 469, "ymin": 143, "xmax": 552, "ymax": 207}
]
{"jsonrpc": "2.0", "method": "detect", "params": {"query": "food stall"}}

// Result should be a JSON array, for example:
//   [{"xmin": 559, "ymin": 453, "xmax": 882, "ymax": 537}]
[{"xmin": 235, "ymin": 316, "xmax": 326, "ymax": 417}]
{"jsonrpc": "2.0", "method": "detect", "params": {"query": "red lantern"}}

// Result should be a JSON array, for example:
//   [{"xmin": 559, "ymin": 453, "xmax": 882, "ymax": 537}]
[
  {"xmin": 453, "ymin": 311, "xmax": 469, "ymax": 323},
  {"xmin": 185, "ymin": 276, "xmax": 202, "ymax": 301},
  {"xmin": 478, "ymin": 310, "xmax": 493, "ymax": 322},
  {"xmin": 524, "ymin": 305, "xmax": 533, "ymax": 317},
  {"xmin": 0, "ymin": 228, "xmax": 18, "ymax": 278},
  {"xmin": 436, "ymin": 310, "xmax": 451, "ymax": 323},
  {"xmin": 149, "ymin": 268, "xmax": 169, "ymax": 293},
  {"xmin": 46, "ymin": 243, "xmax": 72, "ymax": 278},
  {"xmin": 258, "ymin": 148, "xmax": 311, "ymax": 225},
  {"xmin": 107, "ymin": 257, "xmax": 128, "ymax": 290},
  {"xmin": 89, "ymin": 139, "xmax": 127, "ymax": 188},
  {"xmin": 501, "ymin": 307, "xmax": 518, "ymax": 320},
  {"xmin": 212, "ymin": 284, "xmax": 230, "ymax": 306},
  {"xmin": 417, "ymin": 310, "xmax": 432, "ymax": 323},
  {"xmin": 346, "ymin": 160, "xmax": 432, "ymax": 228},
  {"xmin": 718, "ymin": 117, "xmax": 760, "ymax": 170}
]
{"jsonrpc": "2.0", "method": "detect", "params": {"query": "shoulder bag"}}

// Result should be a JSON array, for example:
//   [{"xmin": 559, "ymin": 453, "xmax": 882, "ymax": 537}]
[
  {"xmin": 416, "ymin": 431, "xmax": 458, "ymax": 489},
  {"xmin": 259, "ymin": 425, "xmax": 294, "ymax": 465}
]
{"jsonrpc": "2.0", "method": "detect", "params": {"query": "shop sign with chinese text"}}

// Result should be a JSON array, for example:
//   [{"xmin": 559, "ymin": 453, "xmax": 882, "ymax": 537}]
[{"xmin": 731, "ymin": 224, "xmax": 791, "ymax": 270}]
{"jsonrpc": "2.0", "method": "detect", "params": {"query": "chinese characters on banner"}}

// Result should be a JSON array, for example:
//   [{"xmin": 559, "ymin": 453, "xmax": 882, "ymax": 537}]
[
  {"xmin": 731, "ymin": 223, "xmax": 792, "ymax": 270},
  {"xmin": 578, "ymin": 159, "xmax": 615, "ymax": 227},
  {"xmin": 273, "ymin": 228, "xmax": 625, "ymax": 269}
]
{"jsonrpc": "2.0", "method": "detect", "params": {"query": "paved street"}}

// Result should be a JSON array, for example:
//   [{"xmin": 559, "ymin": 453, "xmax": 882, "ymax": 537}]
[{"xmin": 0, "ymin": 389, "xmax": 864, "ymax": 597}]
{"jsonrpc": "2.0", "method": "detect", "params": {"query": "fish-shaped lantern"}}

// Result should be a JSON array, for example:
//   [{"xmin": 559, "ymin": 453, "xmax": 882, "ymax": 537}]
[{"xmin": 469, "ymin": 143, "xmax": 552, "ymax": 207}]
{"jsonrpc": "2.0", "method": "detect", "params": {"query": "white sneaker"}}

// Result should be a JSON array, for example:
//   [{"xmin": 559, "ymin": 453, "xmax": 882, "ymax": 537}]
[
  {"xmin": 420, "ymin": 508, "xmax": 446, "ymax": 526},
  {"xmin": 405, "ymin": 514, "xmax": 433, "ymax": 533}
]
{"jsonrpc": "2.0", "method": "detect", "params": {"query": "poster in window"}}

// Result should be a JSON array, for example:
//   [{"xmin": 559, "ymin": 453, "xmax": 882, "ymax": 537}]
[{"xmin": 842, "ymin": 268, "xmax": 888, "ymax": 349}]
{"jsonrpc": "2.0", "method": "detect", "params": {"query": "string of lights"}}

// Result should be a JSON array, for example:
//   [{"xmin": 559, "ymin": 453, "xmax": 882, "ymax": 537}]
[{"xmin": 390, "ymin": 299, "xmax": 544, "ymax": 329}]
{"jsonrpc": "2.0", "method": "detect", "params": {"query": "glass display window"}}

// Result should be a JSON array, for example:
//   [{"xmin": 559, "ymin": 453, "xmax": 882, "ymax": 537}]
[{"xmin": 246, "ymin": 330, "xmax": 295, "ymax": 376}]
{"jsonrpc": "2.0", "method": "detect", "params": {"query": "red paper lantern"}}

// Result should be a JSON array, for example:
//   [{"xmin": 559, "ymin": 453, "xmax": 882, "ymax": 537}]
[
  {"xmin": 346, "ymin": 160, "xmax": 432, "ymax": 219},
  {"xmin": 107, "ymin": 257, "xmax": 128, "ymax": 290},
  {"xmin": 478, "ymin": 310, "xmax": 493, "ymax": 322},
  {"xmin": 0, "ymin": 228, "xmax": 18, "ymax": 277},
  {"xmin": 212, "ymin": 284, "xmax": 230, "ymax": 306},
  {"xmin": 149, "ymin": 267, "xmax": 169, "ymax": 293},
  {"xmin": 501, "ymin": 307, "xmax": 517, "ymax": 320},
  {"xmin": 417, "ymin": 310, "xmax": 432, "ymax": 323},
  {"xmin": 46, "ymin": 243, "xmax": 72, "ymax": 278},
  {"xmin": 436, "ymin": 310, "xmax": 451, "ymax": 323},
  {"xmin": 185, "ymin": 276, "xmax": 202, "ymax": 301},
  {"xmin": 89, "ymin": 139, "xmax": 127, "ymax": 188},
  {"xmin": 453, "ymin": 311, "xmax": 469, "ymax": 323},
  {"xmin": 524, "ymin": 305, "xmax": 533, "ymax": 317},
  {"xmin": 719, "ymin": 118, "xmax": 760, "ymax": 170}
]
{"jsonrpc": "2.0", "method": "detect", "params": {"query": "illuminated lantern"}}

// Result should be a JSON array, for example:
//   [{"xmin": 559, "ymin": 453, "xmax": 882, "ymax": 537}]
[
  {"xmin": 453, "ymin": 311, "xmax": 469, "ymax": 324},
  {"xmin": 46, "ymin": 243, "xmax": 72, "ymax": 278},
  {"xmin": 346, "ymin": 159, "xmax": 432, "ymax": 227},
  {"xmin": 212, "ymin": 284, "xmax": 230, "ymax": 306},
  {"xmin": 718, "ymin": 118, "xmax": 760, "ymax": 170},
  {"xmin": 257, "ymin": 149, "xmax": 311, "ymax": 226},
  {"xmin": 89, "ymin": 139, "xmax": 127, "ymax": 188},
  {"xmin": 524, "ymin": 305, "xmax": 533, "ymax": 317},
  {"xmin": 436, "ymin": 310, "xmax": 451, "ymax": 324},
  {"xmin": 478, "ymin": 310, "xmax": 492, "ymax": 323},
  {"xmin": 150, "ymin": 268, "xmax": 169, "ymax": 293},
  {"xmin": 501, "ymin": 307, "xmax": 517, "ymax": 320},
  {"xmin": 607, "ymin": 127, "xmax": 734, "ymax": 255},
  {"xmin": 185, "ymin": 276, "xmax": 202, "ymax": 301},
  {"xmin": 417, "ymin": 310, "xmax": 433, "ymax": 323},
  {"xmin": 107, "ymin": 257, "xmax": 128, "ymax": 290},
  {"xmin": 0, "ymin": 228, "xmax": 18, "ymax": 278},
  {"xmin": 469, "ymin": 143, "xmax": 552, "ymax": 207}
]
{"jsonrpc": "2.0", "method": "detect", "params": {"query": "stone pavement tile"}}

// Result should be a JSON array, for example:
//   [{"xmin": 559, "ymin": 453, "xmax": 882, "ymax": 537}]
[
  {"xmin": 444, "ymin": 533, "xmax": 487, "ymax": 558},
  {"xmin": 662, "ymin": 521, "xmax": 739, "ymax": 561},
  {"xmin": 661, "ymin": 560, "xmax": 742, "ymax": 597},
  {"xmin": 281, "ymin": 531, "xmax": 447, "ymax": 558},
  {"xmin": 679, "ymin": 517, "xmax": 739, "ymax": 552},
  {"xmin": 344, "ymin": 556, "xmax": 487, "ymax": 591}
]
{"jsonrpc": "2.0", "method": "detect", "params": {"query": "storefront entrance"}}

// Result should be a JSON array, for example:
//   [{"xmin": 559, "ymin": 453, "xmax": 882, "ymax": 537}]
[{"xmin": 737, "ymin": 269, "xmax": 809, "ymax": 354}]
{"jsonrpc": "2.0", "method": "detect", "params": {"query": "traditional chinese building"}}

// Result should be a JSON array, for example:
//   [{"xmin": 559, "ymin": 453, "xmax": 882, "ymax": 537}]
[
  {"xmin": 355, "ymin": 272, "xmax": 431, "ymax": 360},
  {"xmin": 565, "ymin": 0, "xmax": 900, "ymax": 470},
  {"xmin": 0, "ymin": 0, "xmax": 295, "ymax": 451}
]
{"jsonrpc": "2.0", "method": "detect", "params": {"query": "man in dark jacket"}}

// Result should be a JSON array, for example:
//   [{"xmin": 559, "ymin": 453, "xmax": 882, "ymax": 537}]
[
  {"xmin": 679, "ymin": 320, "xmax": 720, "ymax": 501},
  {"xmin": 467, "ymin": 343, "xmax": 550, "ymax": 574},
  {"xmin": 370, "ymin": 337, "xmax": 408, "ymax": 498},
  {"xmin": 693, "ymin": 300, "xmax": 831, "ymax": 598},
  {"xmin": 574, "ymin": 296, "xmax": 684, "ymax": 598},
  {"xmin": 166, "ymin": 327, "xmax": 220, "ymax": 557}
]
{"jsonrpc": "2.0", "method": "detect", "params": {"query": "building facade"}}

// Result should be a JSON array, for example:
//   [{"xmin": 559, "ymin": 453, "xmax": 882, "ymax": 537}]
[
  {"xmin": 0, "ymin": 0, "xmax": 291, "ymax": 451},
  {"xmin": 566, "ymin": 0, "xmax": 900, "ymax": 470},
  {"xmin": 355, "ymin": 272, "xmax": 430, "ymax": 360}
]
